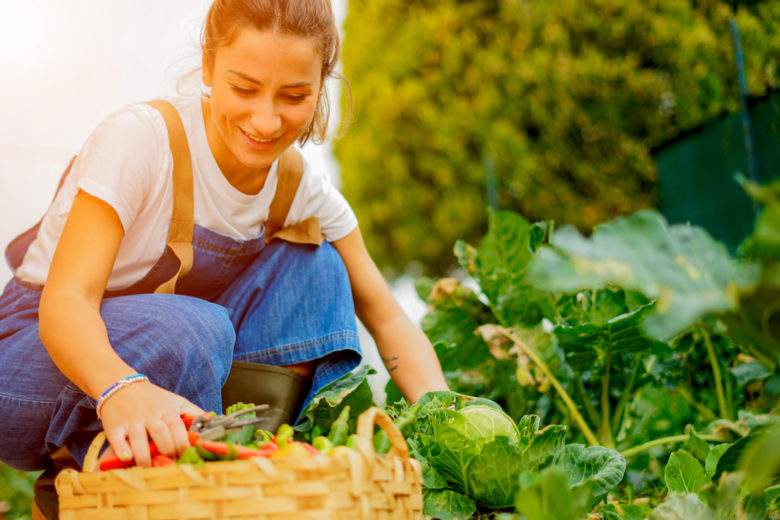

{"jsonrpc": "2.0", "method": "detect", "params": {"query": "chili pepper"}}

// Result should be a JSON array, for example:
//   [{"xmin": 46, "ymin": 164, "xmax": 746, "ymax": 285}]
[
  {"xmin": 328, "ymin": 406, "xmax": 351, "ymax": 447},
  {"xmin": 187, "ymin": 431, "xmax": 200, "ymax": 445},
  {"xmin": 255, "ymin": 429, "xmax": 274, "ymax": 443},
  {"xmin": 194, "ymin": 444, "xmax": 218, "ymax": 461},
  {"xmin": 293, "ymin": 441, "xmax": 319, "ymax": 456},
  {"xmin": 275, "ymin": 424, "xmax": 295, "ymax": 449},
  {"xmin": 373, "ymin": 429, "xmax": 391, "ymax": 454},
  {"xmin": 177, "ymin": 446, "xmax": 205, "ymax": 468},
  {"xmin": 345, "ymin": 434, "xmax": 360, "ymax": 450},
  {"xmin": 312, "ymin": 436, "xmax": 333, "ymax": 454},
  {"xmin": 195, "ymin": 439, "xmax": 275, "ymax": 460},
  {"xmin": 181, "ymin": 413, "xmax": 198, "ymax": 430},
  {"xmin": 98, "ymin": 442, "xmax": 160, "ymax": 471},
  {"xmin": 152, "ymin": 454, "xmax": 175, "ymax": 467}
]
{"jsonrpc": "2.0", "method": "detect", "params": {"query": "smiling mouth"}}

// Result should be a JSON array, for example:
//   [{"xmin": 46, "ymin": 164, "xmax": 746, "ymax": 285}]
[{"xmin": 240, "ymin": 127, "xmax": 280, "ymax": 144}]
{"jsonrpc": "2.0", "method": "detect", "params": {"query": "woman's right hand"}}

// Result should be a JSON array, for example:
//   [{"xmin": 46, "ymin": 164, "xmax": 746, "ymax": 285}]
[{"xmin": 98, "ymin": 380, "xmax": 205, "ymax": 467}]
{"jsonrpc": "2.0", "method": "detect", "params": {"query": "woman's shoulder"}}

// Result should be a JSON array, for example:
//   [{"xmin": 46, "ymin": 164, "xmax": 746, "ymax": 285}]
[{"xmin": 82, "ymin": 102, "xmax": 167, "ymax": 163}]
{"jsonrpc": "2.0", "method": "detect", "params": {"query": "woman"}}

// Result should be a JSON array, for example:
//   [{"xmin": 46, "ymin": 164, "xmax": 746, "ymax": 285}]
[{"xmin": 0, "ymin": 0, "xmax": 447, "ymax": 478}]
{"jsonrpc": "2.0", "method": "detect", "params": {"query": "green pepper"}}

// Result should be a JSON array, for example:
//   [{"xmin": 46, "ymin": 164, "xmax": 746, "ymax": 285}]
[
  {"xmin": 373, "ymin": 429, "xmax": 391, "ymax": 454},
  {"xmin": 177, "ymin": 446, "xmax": 205, "ymax": 468},
  {"xmin": 312, "ymin": 436, "xmax": 333, "ymax": 454},
  {"xmin": 255, "ymin": 429, "xmax": 274, "ymax": 443},
  {"xmin": 276, "ymin": 423, "xmax": 295, "ymax": 449},
  {"xmin": 195, "ymin": 444, "xmax": 218, "ymax": 461},
  {"xmin": 345, "ymin": 434, "xmax": 360, "ymax": 449},
  {"xmin": 328, "ymin": 405, "xmax": 351, "ymax": 447}
]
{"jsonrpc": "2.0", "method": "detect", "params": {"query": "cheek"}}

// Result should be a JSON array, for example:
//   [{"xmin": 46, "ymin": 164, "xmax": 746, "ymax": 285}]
[{"xmin": 282, "ymin": 100, "xmax": 319, "ymax": 133}]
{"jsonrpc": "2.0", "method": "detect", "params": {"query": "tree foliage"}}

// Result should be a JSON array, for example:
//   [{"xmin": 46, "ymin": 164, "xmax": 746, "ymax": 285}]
[{"xmin": 335, "ymin": 0, "xmax": 780, "ymax": 274}]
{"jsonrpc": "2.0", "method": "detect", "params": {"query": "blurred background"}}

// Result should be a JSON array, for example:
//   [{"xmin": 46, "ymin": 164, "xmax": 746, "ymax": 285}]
[{"xmin": 1, "ymin": 0, "xmax": 779, "ymax": 517}]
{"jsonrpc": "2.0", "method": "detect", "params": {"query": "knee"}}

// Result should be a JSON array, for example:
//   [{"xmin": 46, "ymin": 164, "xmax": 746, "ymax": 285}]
[
  {"xmin": 288, "ymin": 241, "xmax": 350, "ymax": 286},
  {"xmin": 102, "ymin": 295, "xmax": 236, "ymax": 384}
]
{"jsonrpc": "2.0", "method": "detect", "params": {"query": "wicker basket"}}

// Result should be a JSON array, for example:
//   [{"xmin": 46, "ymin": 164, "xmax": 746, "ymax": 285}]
[{"xmin": 55, "ymin": 407, "xmax": 423, "ymax": 519}]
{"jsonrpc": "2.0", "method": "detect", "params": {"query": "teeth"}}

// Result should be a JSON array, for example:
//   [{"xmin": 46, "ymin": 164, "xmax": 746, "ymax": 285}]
[{"xmin": 243, "ymin": 129, "xmax": 274, "ymax": 143}]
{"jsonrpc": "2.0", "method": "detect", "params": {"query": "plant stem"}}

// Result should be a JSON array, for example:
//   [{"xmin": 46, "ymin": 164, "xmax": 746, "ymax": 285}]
[
  {"xmin": 600, "ymin": 346, "xmax": 614, "ymax": 448},
  {"xmin": 576, "ymin": 378, "xmax": 601, "ymax": 428},
  {"xmin": 612, "ymin": 357, "xmax": 641, "ymax": 435},
  {"xmin": 673, "ymin": 386, "xmax": 718, "ymax": 422},
  {"xmin": 700, "ymin": 326, "xmax": 731, "ymax": 420},
  {"xmin": 504, "ymin": 329, "xmax": 600, "ymax": 446},
  {"xmin": 621, "ymin": 433, "xmax": 723, "ymax": 458}
]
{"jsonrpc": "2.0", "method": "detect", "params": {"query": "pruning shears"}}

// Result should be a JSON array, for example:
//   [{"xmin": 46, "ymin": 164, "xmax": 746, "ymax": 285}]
[{"xmin": 187, "ymin": 404, "xmax": 271, "ymax": 440}]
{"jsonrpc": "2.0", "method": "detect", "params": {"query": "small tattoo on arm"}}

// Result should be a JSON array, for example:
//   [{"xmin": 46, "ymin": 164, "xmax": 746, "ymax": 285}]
[{"xmin": 382, "ymin": 355, "xmax": 400, "ymax": 372}]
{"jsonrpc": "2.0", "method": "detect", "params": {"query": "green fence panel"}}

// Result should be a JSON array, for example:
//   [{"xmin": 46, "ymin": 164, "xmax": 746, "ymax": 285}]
[{"xmin": 655, "ymin": 91, "xmax": 780, "ymax": 251}]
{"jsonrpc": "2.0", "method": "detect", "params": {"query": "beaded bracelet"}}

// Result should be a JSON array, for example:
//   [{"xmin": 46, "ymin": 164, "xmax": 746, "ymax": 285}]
[{"xmin": 95, "ymin": 373, "xmax": 149, "ymax": 420}]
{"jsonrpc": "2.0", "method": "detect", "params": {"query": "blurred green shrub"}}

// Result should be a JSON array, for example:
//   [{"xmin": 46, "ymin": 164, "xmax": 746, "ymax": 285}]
[{"xmin": 335, "ymin": 0, "xmax": 780, "ymax": 274}]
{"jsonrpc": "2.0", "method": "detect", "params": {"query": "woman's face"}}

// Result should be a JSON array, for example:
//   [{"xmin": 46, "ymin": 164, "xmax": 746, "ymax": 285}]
[{"xmin": 203, "ymin": 27, "xmax": 322, "ymax": 176}]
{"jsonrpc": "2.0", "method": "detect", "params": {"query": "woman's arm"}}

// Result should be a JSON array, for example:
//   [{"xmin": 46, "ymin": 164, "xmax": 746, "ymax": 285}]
[
  {"xmin": 40, "ymin": 190, "xmax": 136, "ymax": 398},
  {"xmin": 332, "ymin": 227, "xmax": 449, "ymax": 402},
  {"xmin": 39, "ymin": 189, "xmax": 199, "ymax": 465}
]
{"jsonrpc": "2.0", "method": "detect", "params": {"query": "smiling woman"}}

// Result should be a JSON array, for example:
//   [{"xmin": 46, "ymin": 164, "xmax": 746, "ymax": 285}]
[{"xmin": 0, "ymin": 1, "xmax": 448, "ymax": 518}]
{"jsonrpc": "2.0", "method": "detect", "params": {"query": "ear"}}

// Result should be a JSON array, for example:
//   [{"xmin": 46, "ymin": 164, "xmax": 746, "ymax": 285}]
[{"xmin": 202, "ymin": 53, "xmax": 214, "ymax": 87}]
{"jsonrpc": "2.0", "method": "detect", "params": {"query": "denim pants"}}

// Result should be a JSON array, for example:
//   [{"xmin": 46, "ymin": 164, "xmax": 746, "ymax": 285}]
[{"xmin": 0, "ymin": 225, "xmax": 361, "ymax": 471}]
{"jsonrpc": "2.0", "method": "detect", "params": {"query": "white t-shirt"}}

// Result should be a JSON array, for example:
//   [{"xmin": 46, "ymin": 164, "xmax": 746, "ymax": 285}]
[{"xmin": 15, "ymin": 95, "xmax": 358, "ymax": 291}]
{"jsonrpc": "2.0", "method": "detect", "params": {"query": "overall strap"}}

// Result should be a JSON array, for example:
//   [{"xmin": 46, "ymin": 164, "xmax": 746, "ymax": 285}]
[
  {"xmin": 265, "ymin": 148, "xmax": 324, "ymax": 246},
  {"xmin": 145, "ymin": 100, "xmax": 195, "ymax": 295}
]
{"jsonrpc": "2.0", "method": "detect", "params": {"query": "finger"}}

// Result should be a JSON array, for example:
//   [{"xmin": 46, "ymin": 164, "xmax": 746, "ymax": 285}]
[
  {"xmin": 178, "ymin": 399, "xmax": 205, "ymax": 416},
  {"xmin": 128, "ymin": 423, "xmax": 152, "ymax": 467},
  {"xmin": 105, "ymin": 426, "xmax": 133, "ymax": 463},
  {"xmin": 147, "ymin": 418, "xmax": 176, "ymax": 457},
  {"xmin": 163, "ymin": 413, "xmax": 192, "ymax": 456}
]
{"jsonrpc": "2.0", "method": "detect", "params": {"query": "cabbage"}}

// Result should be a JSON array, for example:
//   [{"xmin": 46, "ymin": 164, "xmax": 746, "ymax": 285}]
[
  {"xmin": 402, "ymin": 391, "xmax": 626, "ymax": 513},
  {"xmin": 422, "ymin": 396, "xmax": 562, "ymax": 508}
]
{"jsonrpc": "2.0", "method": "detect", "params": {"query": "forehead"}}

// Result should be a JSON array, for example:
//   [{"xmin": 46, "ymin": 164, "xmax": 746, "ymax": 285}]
[{"xmin": 215, "ymin": 27, "xmax": 322, "ymax": 84}]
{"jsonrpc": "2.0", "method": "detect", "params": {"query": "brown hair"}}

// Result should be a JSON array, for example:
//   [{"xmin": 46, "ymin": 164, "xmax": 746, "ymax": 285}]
[{"xmin": 202, "ymin": 0, "xmax": 345, "ymax": 145}]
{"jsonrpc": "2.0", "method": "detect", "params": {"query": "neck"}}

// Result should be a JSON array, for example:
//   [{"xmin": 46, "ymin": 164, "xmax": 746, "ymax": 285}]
[{"xmin": 201, "ymin": 97, "xmax": 270, "ymax": 195}]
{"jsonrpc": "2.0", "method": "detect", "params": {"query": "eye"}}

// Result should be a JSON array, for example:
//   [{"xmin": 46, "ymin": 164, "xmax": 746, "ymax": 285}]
[
  {"xmin": 231, "ymin": 85, "xmax": 255, "ymax": 96},
  {"xmin": 284, "ymin": 94, "xmax": 307, "ymax": 103}
]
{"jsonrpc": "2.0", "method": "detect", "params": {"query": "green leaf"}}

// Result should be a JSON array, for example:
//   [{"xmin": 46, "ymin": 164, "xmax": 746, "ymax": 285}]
[
  {"xmin": 739, "ymin": 178, "xmax": 780, "ymax": 261},
  {"xmin": 685, "ymin": 429, "xmax": 711, "ymax": 463},
  {"xmin": 420, "ymin": 279, "xmax": 492, "ymax": 371},
  {"xmin": 423, "ymin": 489, "xmax": 477, "ymax": 520},
  {"xmin": 465, "ymin": 436, "xmax": 526, "ymax": 508},
  {"xmin": 664, "ymin": 450, "xmax": 707, "ymax": 493},
  {"xmin": 521, "ymin": 425, "xmax": 566, "ymax": 470},
  {"xmin": 471, "ymin": 209, "xmax": 553, "ymax": 327},
  {"xmin": 650, "ymin": 493, "xmax": 714, "ymax": 520},
  {"xmin": 741, "ymin": 422, "xmax": 780, "ymax": 493},
  {"xmin": 296, "ymin": 365, "xmax": 375, "ymax": 433},
  {"xmin": 384, "ymin": 379, "xmax": 403, "ymax": 405},
  {"xmin": 729, "ymin": 361, "xmax": 771, "ymax": 387},
  {"xmin": 600, "ymin": 503, "xmax": 648, "ymax": 520},
  {"xmin": 705, "ymin": 443, "xmax": 730, "ymax": 480},
  {"xmin": 528, "ymin": 211, "xmax": 759, "ymax": 340},
  {"xmin": 563, "ymin": 444, "xmax": 627, "ymax": 499},
  {"xmin": 554, "ymin": 302, "xmax": 667, "ymax": 371},
  {"xmin": 515, "ymin": 466, "xmax": 594, "ymax": 520},
  {"xmin": 714, "ymin": 427, "xmax": 767, "ymax": 480}
]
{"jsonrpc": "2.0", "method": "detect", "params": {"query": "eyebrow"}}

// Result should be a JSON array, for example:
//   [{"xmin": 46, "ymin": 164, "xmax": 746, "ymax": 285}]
[{"xmin": 228, "ymin": 70, "xmax": 312, "ymax": 89}]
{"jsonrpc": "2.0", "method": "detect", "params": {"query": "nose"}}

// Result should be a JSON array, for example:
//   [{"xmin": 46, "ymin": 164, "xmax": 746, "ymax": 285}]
[{"xmin": 249, "ymin": 98, "xmax": 282, "ymax": 138}]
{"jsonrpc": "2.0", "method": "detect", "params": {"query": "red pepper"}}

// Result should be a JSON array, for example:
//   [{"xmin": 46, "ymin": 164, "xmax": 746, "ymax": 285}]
[
  {"xmin": 296, "ymin": 442, "xmax": 319, "ymax": 456},
  {"xmin": 187, "ymin": 430, "xmax": 200, "ymax": 445},
  {"xmin": 196, "ymin": 439, "xmax": 276, "ymax": 460},
  {"xmin": 98, "ymin": 441, "xmax": 159, "ymax": 471},
  {"xmin": 152, "ymin": 454, "xmax": 175, "ymax": 467},
  {"xmin": 181, "ymin": 413, "xmax": 198, "ymax": 430}
]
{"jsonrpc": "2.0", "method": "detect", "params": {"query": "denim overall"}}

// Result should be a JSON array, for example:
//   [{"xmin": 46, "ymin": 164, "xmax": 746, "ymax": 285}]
[{"xmin": 0, "ymin": 100, "xmax": 362, "ymax": 472}]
